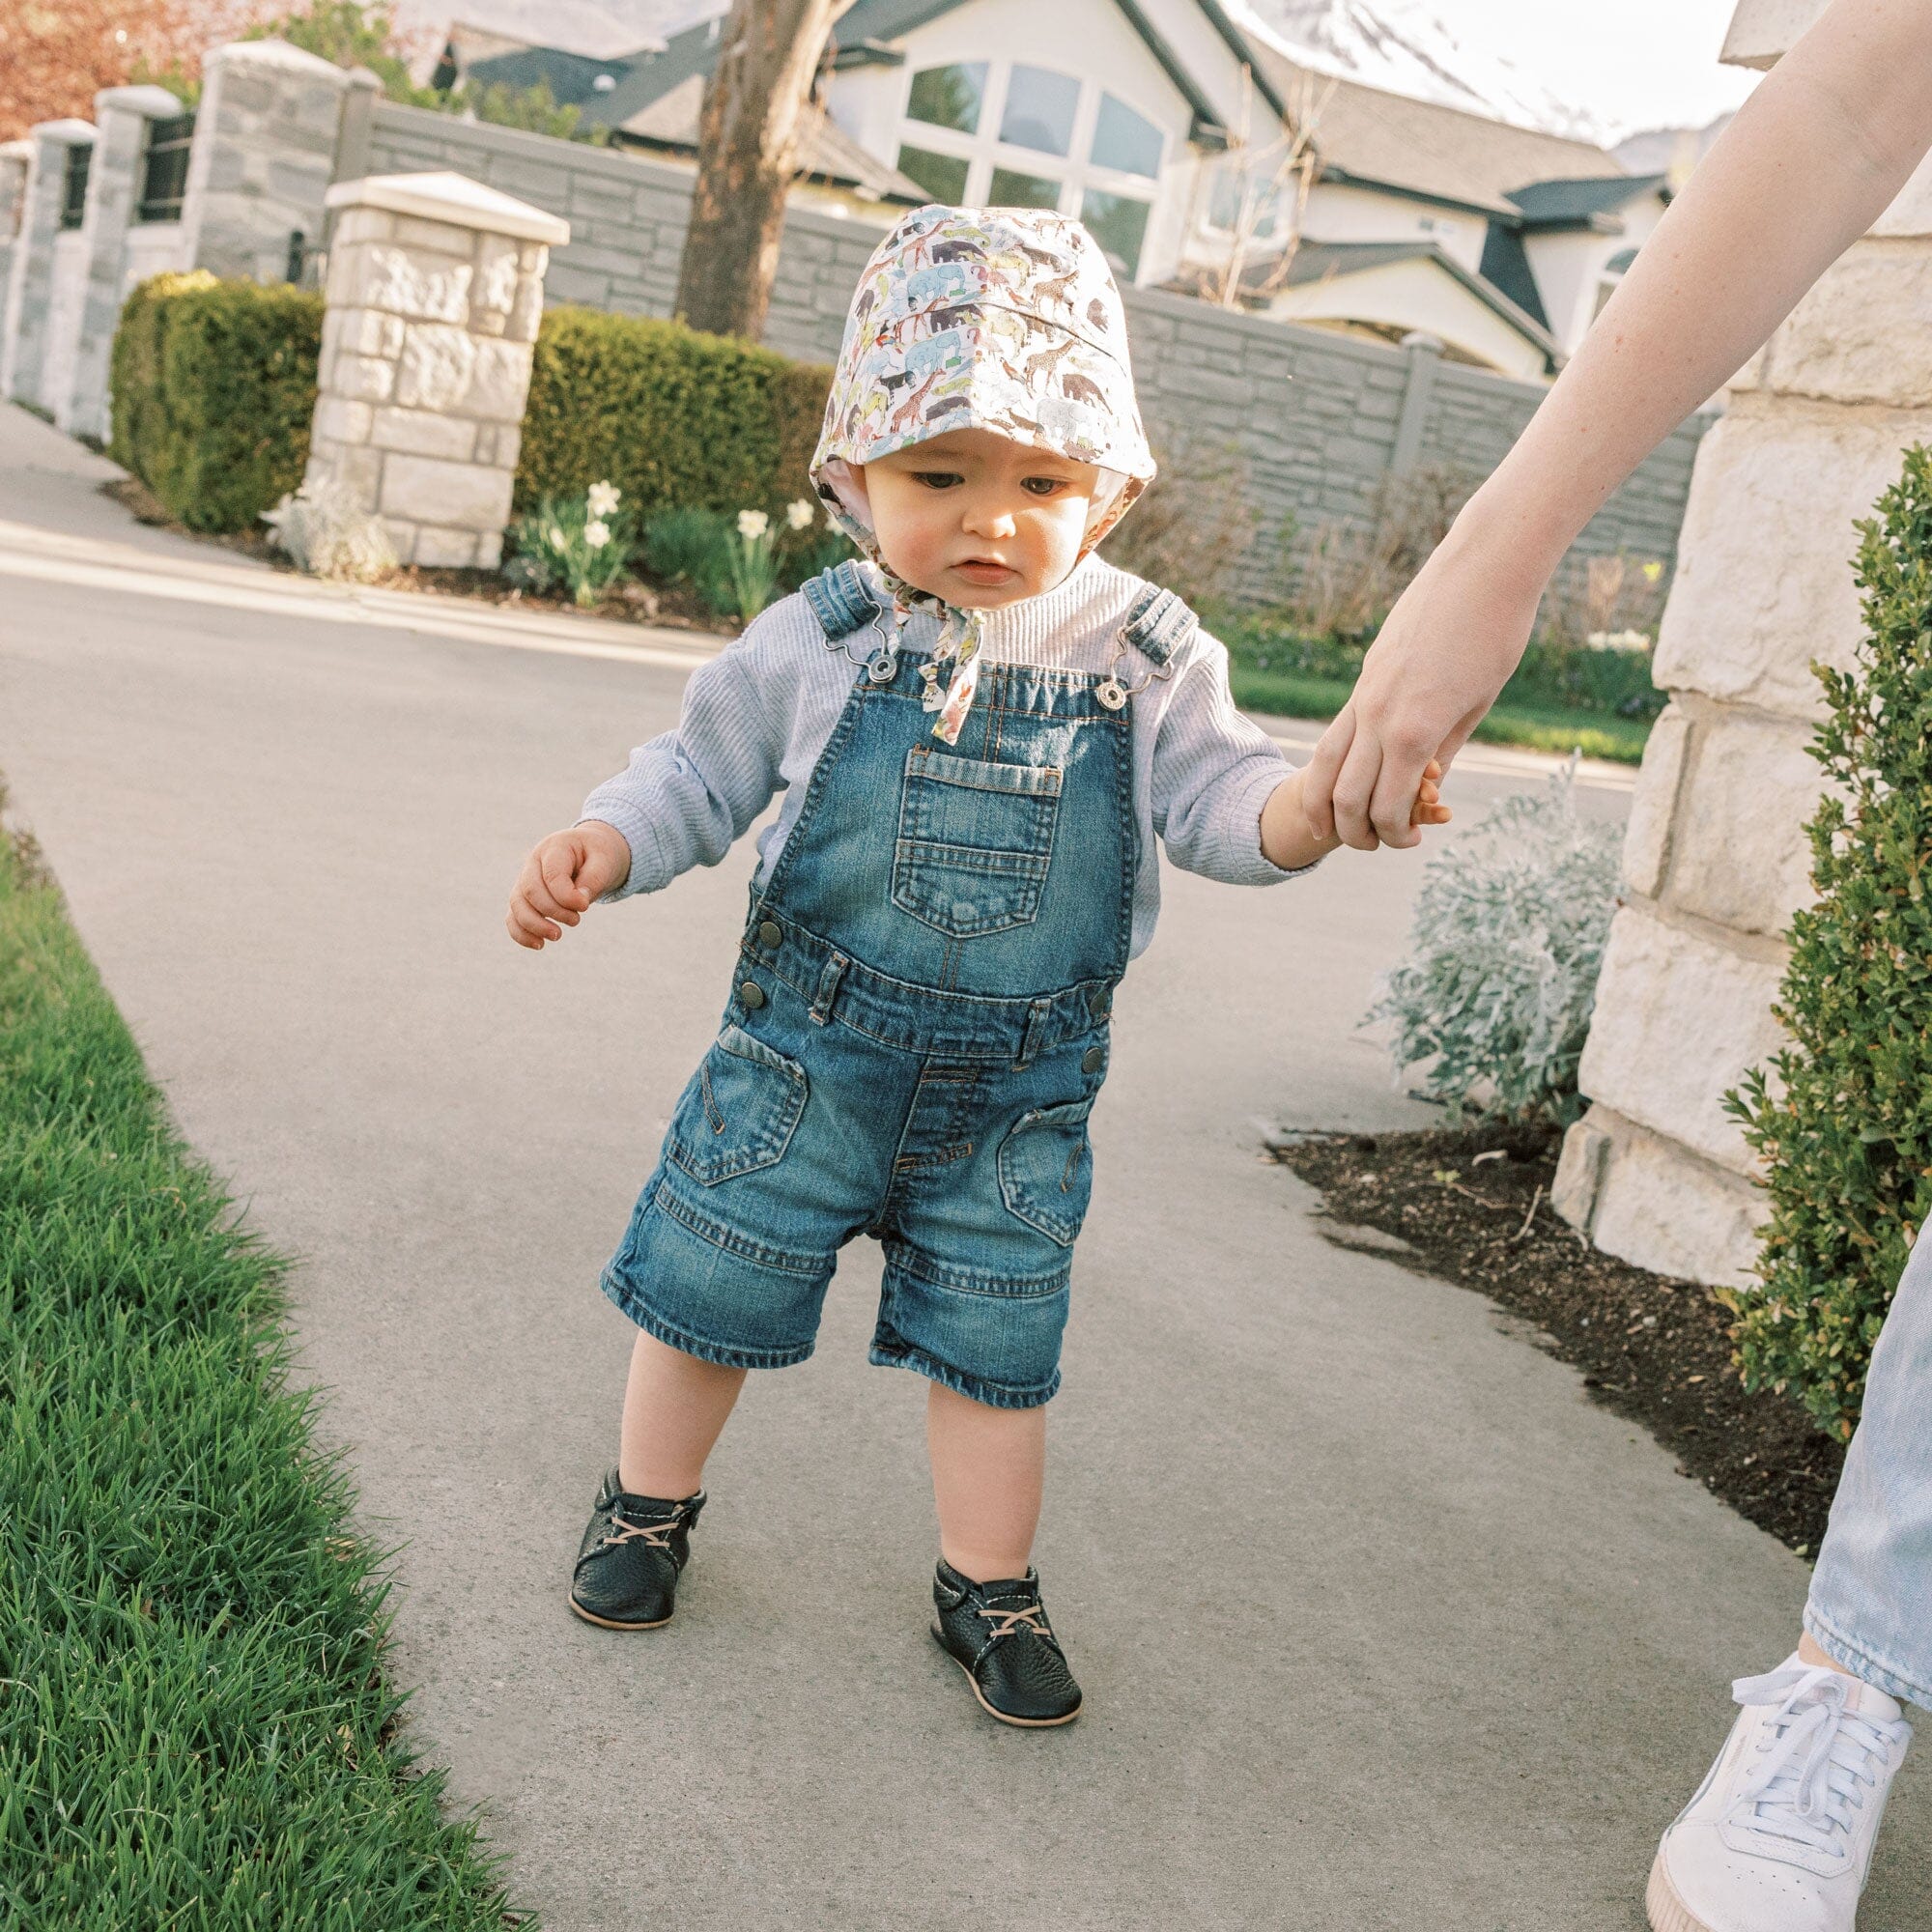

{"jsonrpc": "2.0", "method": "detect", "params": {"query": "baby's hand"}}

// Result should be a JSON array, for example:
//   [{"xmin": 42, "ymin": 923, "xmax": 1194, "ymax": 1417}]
[
  {"xmin": 506, "ymin": 821, "xmax": 632, "ymax": 950},
  {"xmin": 1411, "ymin": 759, "xmax": 1452, "ymax": 831}
]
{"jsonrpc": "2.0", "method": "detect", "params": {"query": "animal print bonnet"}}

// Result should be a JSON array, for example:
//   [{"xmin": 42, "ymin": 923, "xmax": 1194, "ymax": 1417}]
[{"xmin": 810, "ymin": 204, "xmax": 1155, "ymax": 741}]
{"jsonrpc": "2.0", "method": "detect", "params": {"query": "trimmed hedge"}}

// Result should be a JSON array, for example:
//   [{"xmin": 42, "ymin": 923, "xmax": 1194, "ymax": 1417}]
[
  {"xmin": 106, "ymin": 280, "xmax": 833, "ymax": 543},
  {"xmin": 516, "ymin": 304, "xmax": 831, "ymax": 522},
  {"xmin": 109, "ymin": 272, "xmax": 323, "ymax": 534}
]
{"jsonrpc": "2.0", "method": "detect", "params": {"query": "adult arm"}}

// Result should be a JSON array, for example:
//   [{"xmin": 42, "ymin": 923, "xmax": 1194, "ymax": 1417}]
[{"xmin": 1303, "ymin": 0, "xmax": 1932, "ymax": 849}]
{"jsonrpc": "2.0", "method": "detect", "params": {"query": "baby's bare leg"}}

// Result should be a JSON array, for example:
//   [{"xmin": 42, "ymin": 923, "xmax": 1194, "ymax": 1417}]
[
  {"xmin": 618, "ymin": 1330, "xmax": 746, "ymax": 1497},
  {"xmin": 926, "ymin": 1380, "xmax": 1045, "ymax": 1581}
]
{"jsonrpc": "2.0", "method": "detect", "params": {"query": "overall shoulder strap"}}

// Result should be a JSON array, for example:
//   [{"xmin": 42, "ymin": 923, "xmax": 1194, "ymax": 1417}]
[
  {"xmin": 801, "ymin": 558, "xmax": 881, "ymax": 641},
  {"xmin": 1121, "ymin": 584, "xmax": 1199, "ymax": 668}
]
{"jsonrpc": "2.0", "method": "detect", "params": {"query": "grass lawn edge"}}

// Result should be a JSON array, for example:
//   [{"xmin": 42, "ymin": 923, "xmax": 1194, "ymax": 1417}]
[{"xmin": 0, "ymin": 797, "xmax": 536, "ymax": 1927}]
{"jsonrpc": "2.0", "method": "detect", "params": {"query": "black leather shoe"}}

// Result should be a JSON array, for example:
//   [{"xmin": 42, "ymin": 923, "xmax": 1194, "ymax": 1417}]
[
  {"xmin": 931, "ymin": 1558, "xmax": 1082, "ymax": 1726},
  {"xmin": 568, "ymin": 1468, "xmax": 705, "ymax": 1631}
]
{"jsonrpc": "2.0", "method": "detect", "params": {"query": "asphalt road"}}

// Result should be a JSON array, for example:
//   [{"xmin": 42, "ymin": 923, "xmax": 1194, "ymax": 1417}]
[{"xmin": 4, "ymin": 405, "xmax": 1923, "ymax": 1930}]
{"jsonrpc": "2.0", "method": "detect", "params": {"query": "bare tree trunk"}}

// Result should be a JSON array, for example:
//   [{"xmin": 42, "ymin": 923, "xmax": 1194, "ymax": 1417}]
[{"xmin": 673, "ymin": 0, "xmax": 853, "ymax": 341}]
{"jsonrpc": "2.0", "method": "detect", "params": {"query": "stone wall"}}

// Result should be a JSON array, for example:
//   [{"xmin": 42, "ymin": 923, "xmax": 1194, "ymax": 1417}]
[
  {"xmin": 1554, "ymin": 0, "xmax": 1932, "ymax": 1284},
  {"xmin": 367, "ymin": 100, "xmax": 1711, "ymax": 609}
]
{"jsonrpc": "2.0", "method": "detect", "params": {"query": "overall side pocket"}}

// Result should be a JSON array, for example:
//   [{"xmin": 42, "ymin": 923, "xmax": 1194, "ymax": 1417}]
[
  {"xmin": 997, "ymin": 1096, "xmax": 1095, "ymax": 1248},
  {"xmin": 667, "ymin": 1024, "xmax": 809, "ymax": 1186}
]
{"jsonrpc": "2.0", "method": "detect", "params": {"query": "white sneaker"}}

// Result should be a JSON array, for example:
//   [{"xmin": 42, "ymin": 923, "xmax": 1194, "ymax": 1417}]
[{"xmin": 1648, "ymin": 1655, "xmax": 1913, "ymax": 1932}]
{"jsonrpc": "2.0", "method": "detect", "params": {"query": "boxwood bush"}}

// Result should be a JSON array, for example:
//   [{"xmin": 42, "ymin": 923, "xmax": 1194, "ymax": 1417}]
[
  {"xmin": 516, "ymin": 304, "xmax": 831, "ymax": 523},
  {"xmin": 109, "ymin": 272, "xmax": 323, "ymax": 533},
  {"xmin": 1726, "ymin": 445, "xmax": 1932, "ymax": 1439},
  {"xmin": 107, "ymin": 283, "xmax": 833, "ymax": 546}
]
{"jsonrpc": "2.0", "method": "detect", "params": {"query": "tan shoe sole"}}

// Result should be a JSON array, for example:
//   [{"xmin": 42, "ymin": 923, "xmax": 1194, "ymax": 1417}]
[
  {"xmin": 567, "ymin": 1589, "xmax": 672, "ymax": 1632},
  {"xmin": 1646, "ymin": 1849, "xmax": 1712, "ymax": 1932},
  {"xmin": 933, "ymin": 1625, "xmax": 1082, "ymax": 1727}
]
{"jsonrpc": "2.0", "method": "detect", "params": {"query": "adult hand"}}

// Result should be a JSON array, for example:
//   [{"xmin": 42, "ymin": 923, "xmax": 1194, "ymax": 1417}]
[
  {"xmin": 506, "ymin": 821, "xmax": 633, "ymax": 949},
  {"xmin": 1299, "ymin": 532, "xmax": 1547, "ymax": 849}
]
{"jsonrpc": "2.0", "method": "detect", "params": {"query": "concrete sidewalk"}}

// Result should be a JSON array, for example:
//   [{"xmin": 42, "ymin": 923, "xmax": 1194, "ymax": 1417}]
[{"xmin": 3, "ymin": 404, "xmax": 1923, "ymax": 1928}]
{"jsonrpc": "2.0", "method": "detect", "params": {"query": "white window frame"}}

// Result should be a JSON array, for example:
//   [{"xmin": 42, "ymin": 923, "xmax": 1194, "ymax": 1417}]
[{"xmin": 894, "ymin": 58, "xmax": 1164, "ymax": 272}]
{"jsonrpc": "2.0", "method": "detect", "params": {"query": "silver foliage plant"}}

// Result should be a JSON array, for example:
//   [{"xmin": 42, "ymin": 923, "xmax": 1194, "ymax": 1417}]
[
  {"xmin": 1366, "ymin": 754, "xmax": 1622, "ymax": 1123},
  {"xmin": 262, "ymin": 479, "xmax": 397, "ymax": 582}
]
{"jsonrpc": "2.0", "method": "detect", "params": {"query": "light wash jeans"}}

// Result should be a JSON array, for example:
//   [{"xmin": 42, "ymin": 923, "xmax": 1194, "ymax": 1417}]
[{"xmin": 1805, "ymin": 1218, "xmax": 1932, "ymax": 1708}]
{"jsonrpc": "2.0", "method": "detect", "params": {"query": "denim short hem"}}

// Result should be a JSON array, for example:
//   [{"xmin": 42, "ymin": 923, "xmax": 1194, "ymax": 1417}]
[
  {"xmin": 1803, "ymin": 1601, "xmax": 1932, "ymax": 1712},
  {"xmin": 867, "ymin": 1334, "xmax": 1061, "ymax": 1409},
  {"xmin": 599, "ymin": 1266, "xmax": 818, "ymax": 1372}
]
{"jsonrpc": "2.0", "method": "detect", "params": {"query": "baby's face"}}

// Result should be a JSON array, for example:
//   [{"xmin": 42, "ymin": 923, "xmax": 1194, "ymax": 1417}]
[{"xmin": 861, "ymin": 427, "xmax": 1101, "ymax": 608}]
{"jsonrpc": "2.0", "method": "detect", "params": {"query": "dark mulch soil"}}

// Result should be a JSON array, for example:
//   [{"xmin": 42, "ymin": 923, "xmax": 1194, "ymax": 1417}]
[
  {"xmin": 100, "ymin": 476, "xmax": 738, "ymax": 636},
  {"xmin": 1268, "ymin": 1120, "xmax": 1845, "ymax": 1556}
]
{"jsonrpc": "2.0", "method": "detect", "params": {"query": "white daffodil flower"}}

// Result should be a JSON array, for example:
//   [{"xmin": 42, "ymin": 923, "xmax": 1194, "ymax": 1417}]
[
  {"xmin": 586, "ymin": 480, "xmax": 621, "ymax": 518},
  {"xmin": 583, "ymin": 520, "xmax": 611, "ymax": 550},
  {"xmin": 785, "ymin": 497, "xmax": 816, "ymax": 530},
  {"xmin": 737, "ymin": 508, "xmax": 771, "ymax": 541}
]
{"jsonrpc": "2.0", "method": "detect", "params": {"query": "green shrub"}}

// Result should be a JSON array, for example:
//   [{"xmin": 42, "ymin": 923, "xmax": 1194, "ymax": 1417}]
[
  {"xmin": 109, "ymin": 272, "xmax": 322, "ymax": 534},
  {"xmin": 517, "ymin": 306, "xmax": 832, "ymax": 527},
  {"xmin": 1725, "ymin": 445, "xmax": 1932, "ymax": 1439}
]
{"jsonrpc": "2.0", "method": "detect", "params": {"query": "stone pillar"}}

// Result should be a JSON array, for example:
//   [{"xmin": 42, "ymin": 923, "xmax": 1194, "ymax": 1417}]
[
  {"xmin": 1553, "ymin": 0, "xmax": 1932, "ymax": 1284},
  {"xmin": 1, "ymin": 120, "xmax": 96, "ymax": 410},
  {"xmin": 300, "ymin": 171, "xmax": 567, "ymax": 568},
  {"xmin": 57, "ymin": 84, "xmax": 185, "ymax": 439},
  {"xmin": 0, "ymin": 141, "xmax": 30, "ymax": 341},
  {"xmin": 178, "ymin": 38, "xmax": 354, "ymax": 283}
]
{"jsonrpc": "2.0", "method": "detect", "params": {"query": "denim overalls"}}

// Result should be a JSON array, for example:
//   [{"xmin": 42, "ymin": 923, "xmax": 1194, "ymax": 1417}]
[{"xmin": 601, "ymin": 563, "xmax": 1198, "ymax": 1408}]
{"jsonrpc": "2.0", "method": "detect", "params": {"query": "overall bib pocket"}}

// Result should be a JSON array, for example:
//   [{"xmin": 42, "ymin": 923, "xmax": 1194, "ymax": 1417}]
[
  {"xmin": 668, "ymin": 1024, "xmax": 809, "ymax": 1186},
  {"xmin": 892, "ymin": 745, "xmax": 1064, "ymax": 939},
  {"xmin": 997, "ymin": 1096, "xmax": 1095, "ymax": 1247}
]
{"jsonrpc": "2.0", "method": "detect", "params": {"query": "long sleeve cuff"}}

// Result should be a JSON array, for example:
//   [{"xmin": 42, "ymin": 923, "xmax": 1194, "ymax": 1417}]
[
  {"xmin": 577, "ymin": 796, "xmax": 668, "ymax": 902},
  {"xmin": 1215, "ymin": 758, "xmax": 1324, "ymax": 884}
]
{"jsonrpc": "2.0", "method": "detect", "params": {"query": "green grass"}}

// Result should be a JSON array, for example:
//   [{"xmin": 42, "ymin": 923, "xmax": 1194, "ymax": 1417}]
[
  {"xmin": 1227, "ymin": 664, "xmax": 1653, "ymax": 763},
  {"xmin": 0, "ymin": 810, "xmax": 529, "ymax": 1927},
  {"xmin": 1217, "ymin": 619, "xmax": 1662, "ymax": 764}
]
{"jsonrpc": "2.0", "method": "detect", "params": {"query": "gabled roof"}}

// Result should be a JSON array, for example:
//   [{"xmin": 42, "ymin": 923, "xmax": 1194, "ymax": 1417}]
[
  {"xmin": 466, "ymin": 19, "xmax": 928, "ymax": 200},
  {"xmin": 1241, "ymin": 37, "xmax": 1633, "ymax": 220},
  {"xmin": 831, "ymin": 0, "xmax": 1288, "ymax": 137},
  {"xmin": 1172, "ymin": 237, "xmax": 1561, "ymax": 370},
  {"xmin": 1505, "ymin": 173, "xmax": 1668, "ymax": 230},
  {"xmin": 1476, "ymin": 223, "xmax": 1547, "ymax": 328}
]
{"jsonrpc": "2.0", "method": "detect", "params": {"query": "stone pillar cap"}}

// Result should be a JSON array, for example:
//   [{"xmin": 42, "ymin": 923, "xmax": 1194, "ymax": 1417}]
[
  {"xmin": 207, "ymin": 36, "xmax": 353, "ymax": 80},
  {"xmin": 0, "ymin": 139, "xmax": 33, "ymax": 161},
  {"xmin": 326, "ymin": 170, "xmax": 571, "ymax": 246},
  {"xmin": 34, "ymin": 120, "xmax": 99, "ymax": 147},
  {"xmin": 94, "ymin": 84, "xmax": 191, "ymax": 119}
]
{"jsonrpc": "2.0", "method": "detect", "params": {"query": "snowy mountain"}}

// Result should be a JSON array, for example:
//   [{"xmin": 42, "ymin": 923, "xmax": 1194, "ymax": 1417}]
[{"xmin": 1228, "ymin": 0, "xmax": 1611, "ymax": 144}]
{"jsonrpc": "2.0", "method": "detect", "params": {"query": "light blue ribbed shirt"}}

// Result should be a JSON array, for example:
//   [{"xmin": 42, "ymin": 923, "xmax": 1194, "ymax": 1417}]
[{"xmin": 582, "ymin": 554, "xmax": 1308, "ymax": 959}]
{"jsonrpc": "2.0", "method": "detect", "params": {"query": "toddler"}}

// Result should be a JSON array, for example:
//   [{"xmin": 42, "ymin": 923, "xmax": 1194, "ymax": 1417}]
[{"xmin": 507, "ymin": 206, "xmax": 1448, "ymax": 1725}]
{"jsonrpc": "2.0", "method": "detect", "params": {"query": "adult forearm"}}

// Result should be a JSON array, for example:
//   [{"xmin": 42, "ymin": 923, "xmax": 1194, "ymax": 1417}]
[{"xmin": 1451, "ymin": 0, "xmax": 1932, "ymax": 585}]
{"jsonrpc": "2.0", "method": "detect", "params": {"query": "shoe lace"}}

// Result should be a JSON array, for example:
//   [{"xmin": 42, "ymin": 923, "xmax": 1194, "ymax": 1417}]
[
  {"xmin": 977, "ymin": 1602, "xmax": 1051, "ymax": 1641},
  {"xmin": 600, "ymin": 1505, "xmax": 686, "ymax": 1552},
  {"xmin": 1724, "ymin": 1664, "xmax": 1904, "ymax": 1858}
]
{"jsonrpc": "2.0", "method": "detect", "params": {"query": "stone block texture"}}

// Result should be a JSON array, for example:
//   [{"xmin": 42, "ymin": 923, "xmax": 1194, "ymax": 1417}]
[
  {"xmin": 362, "ymin": 99, "xmax": 1711, "ymax": 611},
  {"xmin": 2, "ymin": 123, "xmax": 95, "ymax": 411},
  {"xmin": 62, "ymin": 85, "xmax": 185, "ymax": 440},
  {"xmin": 1577, "ymin": 904, "xmax": 1786, "ymax": 1179},
  {"xmin": 179, "ymin": 39, "xmax": 350, "ymax": 284},
  {"xmin": 300, "ymin": 186, "xmax": 554, "ymax": 568}
]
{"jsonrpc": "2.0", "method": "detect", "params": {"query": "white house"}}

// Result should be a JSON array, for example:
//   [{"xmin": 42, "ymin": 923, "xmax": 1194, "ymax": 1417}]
[{"xmin": 441, "ymin": 0, "xmax": 1669, "ymax": 378}]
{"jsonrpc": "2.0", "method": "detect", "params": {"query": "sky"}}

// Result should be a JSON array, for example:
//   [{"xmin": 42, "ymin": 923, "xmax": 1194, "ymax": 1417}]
[{"xmin": 1407, "ymin": 0, "xmax": 1760, "ymax": 137}]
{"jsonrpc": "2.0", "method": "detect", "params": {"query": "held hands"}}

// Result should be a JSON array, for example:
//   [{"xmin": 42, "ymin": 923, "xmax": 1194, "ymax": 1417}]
[
  {"xmin": 506, "ymin": 821, "xmax": 631, "ymax": 950},
  {"xmin": 1300, "ymin": 532, "xmax": 1544, "ymax": 850},
  {"xmin": 1263, "ymin": 758, "xmax": 1450, "ymax": 873}
]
